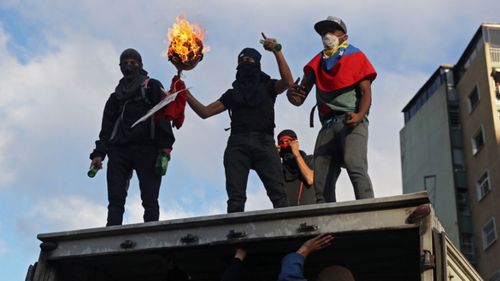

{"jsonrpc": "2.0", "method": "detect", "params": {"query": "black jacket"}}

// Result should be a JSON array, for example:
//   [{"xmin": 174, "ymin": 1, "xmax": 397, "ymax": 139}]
[{"xmin": 90, "ymin": 78, "xmax": 175, "ymax": 160}]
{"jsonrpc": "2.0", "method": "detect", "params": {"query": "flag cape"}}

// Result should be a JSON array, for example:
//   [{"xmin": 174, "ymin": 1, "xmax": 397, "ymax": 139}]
[{"xmin": 304, "ymin": 45, "xmax": 377, "ymax": 93}]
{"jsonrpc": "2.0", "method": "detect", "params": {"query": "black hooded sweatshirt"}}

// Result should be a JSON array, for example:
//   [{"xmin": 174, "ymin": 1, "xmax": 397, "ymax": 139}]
[{"xmin": 90, "ymin": 78, "xmax": 175, "ymax": 160}]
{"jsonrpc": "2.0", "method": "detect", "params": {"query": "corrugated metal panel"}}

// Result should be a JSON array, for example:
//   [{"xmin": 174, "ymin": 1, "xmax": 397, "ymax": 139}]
[{"xmin": 444, "ymin": 235, "xmax": 483, "ymax": 281}]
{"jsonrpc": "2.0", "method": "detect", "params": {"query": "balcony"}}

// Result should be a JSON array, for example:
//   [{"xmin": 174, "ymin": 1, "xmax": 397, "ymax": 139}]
[{"xmin": 491, "ymin": 47, "xmax": 500, "ymax": 66}]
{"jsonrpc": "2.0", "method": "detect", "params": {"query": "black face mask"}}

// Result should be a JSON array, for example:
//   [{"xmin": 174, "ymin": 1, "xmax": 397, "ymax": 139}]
[
  {"xmin": 115, "ymin": 63, "xmax": 148, "ymax": 101},
  {"xmin": 279, "ymin": 147, "xmax": 290, "ymax": 158},
  {"xmin": 120, "ymin": 63, "xmax": 141, "ymax": 80},
  {"xmin": 280, "ymin": 148, "xmax": 297, "ymax": 165},
  {"xmin": 231, "ymin": 61, "xmax": 270, "ymax": 106},
  {"xmin": 280, "ymin": 148, "xmax": 301, "ymax": 182},
  {"xmin": 236, "ymin": 61, "xmax": 260, "ymax": 82}
]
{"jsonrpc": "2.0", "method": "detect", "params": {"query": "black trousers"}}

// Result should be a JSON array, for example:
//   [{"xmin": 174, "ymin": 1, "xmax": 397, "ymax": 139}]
[
  {"xmin": 223, "ymin": 133, "xmax": 289, "ymax": 213},
  {"xmin": 106, "ymin": 145, "xmax": 162, "ymax": 226}
]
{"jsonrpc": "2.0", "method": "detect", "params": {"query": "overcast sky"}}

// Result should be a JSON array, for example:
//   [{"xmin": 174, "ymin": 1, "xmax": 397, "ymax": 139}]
[{"xmin": 1, "ymin": 0, "xmax": 499, "ymax": 279}]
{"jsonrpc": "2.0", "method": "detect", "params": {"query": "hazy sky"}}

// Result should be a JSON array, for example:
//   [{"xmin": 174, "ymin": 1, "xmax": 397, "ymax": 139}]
[{"xmin": 1, "ymin": 0, "xmax": 499, "ymax": 279}]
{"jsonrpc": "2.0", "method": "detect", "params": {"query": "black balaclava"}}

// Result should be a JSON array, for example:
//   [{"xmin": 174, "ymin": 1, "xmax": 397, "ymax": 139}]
[
  {"xmin": 115, "ymin": 48, "xmax": 149, "ymax": 101},
  {"xmin": 231, "ymin": 47, "xmax": 270, "ymax": 106}
]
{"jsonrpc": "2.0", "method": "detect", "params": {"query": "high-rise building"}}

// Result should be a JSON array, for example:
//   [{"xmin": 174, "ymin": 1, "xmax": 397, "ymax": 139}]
[{"xmin": 400, "ymin": 23, "xmax": 500, "ymax": 280}]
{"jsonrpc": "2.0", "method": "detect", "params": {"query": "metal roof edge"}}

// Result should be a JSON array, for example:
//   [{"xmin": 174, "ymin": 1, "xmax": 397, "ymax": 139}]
[{"xmin": 37, "ymin": 192, "xmax": 429, "ymax": 242}]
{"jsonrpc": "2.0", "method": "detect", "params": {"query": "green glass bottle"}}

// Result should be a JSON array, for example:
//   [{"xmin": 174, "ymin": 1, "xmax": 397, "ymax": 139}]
[
  {"xmin": 155, "ymin": 152, "xmax": 170, "ymax": 176},
  {"xmin": 87, "ymin": 165, "xmax": 100, "ymax": 178}
]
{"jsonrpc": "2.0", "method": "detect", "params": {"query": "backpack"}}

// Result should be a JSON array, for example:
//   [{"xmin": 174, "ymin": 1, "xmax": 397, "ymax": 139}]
[{"xmin": 109, "ymin": 78, "xmax": 156, "ymax": 140}]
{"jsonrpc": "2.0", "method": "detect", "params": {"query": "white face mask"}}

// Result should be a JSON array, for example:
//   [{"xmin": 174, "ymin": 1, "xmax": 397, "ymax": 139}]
[{"xmin": 322, "ymin": 33, "xmax": 340, "ymax": 50}]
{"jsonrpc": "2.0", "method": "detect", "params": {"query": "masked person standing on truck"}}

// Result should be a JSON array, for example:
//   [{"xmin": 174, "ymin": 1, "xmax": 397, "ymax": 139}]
[
  {"xmin": 185, "ymin": 35, "xmax": 293, "ymax": 213},
  {"xmin": 277, "ymin": 129, "xmax": 316, "ymax": 206},
  {"xmin": 89, "ymin": 48, "xmax": 175, "ymax": 226},
  {"xmin": 287, "ymin": 16, "xmax": 377, "ymax": 203}
]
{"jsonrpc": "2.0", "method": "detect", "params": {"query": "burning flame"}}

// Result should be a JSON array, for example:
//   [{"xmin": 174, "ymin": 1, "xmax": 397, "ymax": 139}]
[{"xmin": 167, "ymin": 14, "xmax": 206, "ymax": 68}]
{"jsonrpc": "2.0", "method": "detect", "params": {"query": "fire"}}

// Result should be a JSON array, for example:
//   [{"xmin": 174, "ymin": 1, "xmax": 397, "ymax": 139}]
[{"xmin": 167, "ymin": 14, "xmax": 206, "ymax": 71}]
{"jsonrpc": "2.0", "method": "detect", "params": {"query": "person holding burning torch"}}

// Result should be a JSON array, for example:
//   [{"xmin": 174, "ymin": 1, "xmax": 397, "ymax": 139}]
[
  {"xmin": 89, "ymin": 48, "xmax": 176, "ymax": 226},
  {"xmin": 186, "ymin": 35, "xmax": 294, "ymax": 213}
]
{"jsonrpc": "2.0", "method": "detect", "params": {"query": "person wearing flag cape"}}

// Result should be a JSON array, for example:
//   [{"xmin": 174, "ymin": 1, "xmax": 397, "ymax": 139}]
[
  {"xmin": 287, "ymin": 17, "xmax": 377, "ymax": 203},
  {"xmin": 89, "ymin": 48, "xmax": 176, "ymax": 226}
]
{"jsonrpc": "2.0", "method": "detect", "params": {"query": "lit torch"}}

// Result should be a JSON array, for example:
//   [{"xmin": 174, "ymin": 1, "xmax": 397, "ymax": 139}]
[
  {"xmin": 166, "ymin": 14, "xmax": 207, "ymax": 75},
  {"xmin": 131, "ymin": 15, "xmax": 206, "ymax": 130}
]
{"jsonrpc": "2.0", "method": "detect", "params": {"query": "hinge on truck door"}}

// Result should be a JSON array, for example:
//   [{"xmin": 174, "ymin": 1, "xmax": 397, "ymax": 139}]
[
  {"xmin": 420, "ymin": 250, "xmax": 435, "ymax": 272},
  {"xmin": 227, "ymin": 230, "xmax": 247, "ymax": 239},
  {"xmin": 120, "ymin": 239, "xmax": 136, "ymax": 249},
  {"xmin": 39, "ymin": 241, "xmax": 58, "ymax": 251},
  {"xmin": 297, "ymin": 223, "xmax": 318, "ymax": 233},
  {"xmin": 180, "ymin": 234, "xmax": 199, "ymax": 244}
]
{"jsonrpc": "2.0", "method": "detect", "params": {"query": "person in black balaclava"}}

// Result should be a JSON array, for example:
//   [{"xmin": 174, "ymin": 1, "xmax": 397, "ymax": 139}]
[
  {"xmin": 231, "ymin": 48, "xmax": 270, "ymax": 107},
  {"xmin": 89, "ymin": 48, "xmax": 176, "ymax": 226},
  {"xmin": 277, "ymin": 129, "xmax": 316, "ymax": 206},
  {"xmin": 185, "ymin": 35, "xmax": 294, "ymax": 213}
]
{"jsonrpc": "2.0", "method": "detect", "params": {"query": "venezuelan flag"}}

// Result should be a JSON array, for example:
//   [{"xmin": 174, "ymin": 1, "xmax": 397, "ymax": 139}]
[{"xmin": 304, "ymin": 44, "xmax": 377, "ymax": 93}]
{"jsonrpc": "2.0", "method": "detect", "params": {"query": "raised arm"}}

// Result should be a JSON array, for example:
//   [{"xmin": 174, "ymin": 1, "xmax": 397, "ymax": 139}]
[
  {"xmin": 278, "ymin": 234, "xmax": 334, "ymax": 281},
  {"xmin": 221, "ymin": 248, "xmax": 246, "ymax": 281},
  {"xmin": 261, "ymin": 36, "xmax": 294, "ymax": 93},
  {"xmin": 273, "ymin": 50, "xmax": 294, "ymax": 93},
  {"xmin": 289, "ymin": 141, "xmax": 314, "ymax": 186},
  {"xmin": 186, "ymin": 90, "xmax": 226, "ymax": 119}
]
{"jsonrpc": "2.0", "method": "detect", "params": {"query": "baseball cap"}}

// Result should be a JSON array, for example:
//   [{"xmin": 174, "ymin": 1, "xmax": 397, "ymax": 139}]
[{"xmin": 314, "ymin": 16, "xmax": 347, "ymax": 35}]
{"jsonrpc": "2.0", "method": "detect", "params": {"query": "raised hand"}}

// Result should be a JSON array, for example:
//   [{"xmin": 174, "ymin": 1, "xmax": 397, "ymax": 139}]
[{"xmin": 297, "ymin": 233, "xmax": 334, "ymax": 257}]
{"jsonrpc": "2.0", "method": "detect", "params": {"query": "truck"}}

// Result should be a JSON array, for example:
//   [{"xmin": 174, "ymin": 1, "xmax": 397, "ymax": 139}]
[{"xmin": 25, "ymin": 192, "xmax": 483, "ymax": 281}]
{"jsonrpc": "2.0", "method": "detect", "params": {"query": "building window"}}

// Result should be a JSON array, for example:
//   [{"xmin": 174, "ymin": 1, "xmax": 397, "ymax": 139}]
[
  {"xmin": 458, "ymin": 204, "xmax": 472, "ymax": 216},
  {"xmin": 476, "ymin": 171, "xmax": 491, "ymax": 201},
  {"xmin": 461, "ymin": 234, "xmax": 475, "ymax": 263},
  {"xmin": 448, "ymin": 110, "xmax": 461, "ymax": 128},
  {"xmin": 468, "ymin": 86, "xmax": 480, "ymax": 112},
  {"xmin": 448, "ymin": 88, "xmax": 458, "ymax": 101},
  {"xmin": 485, "ymin": 27, "xmax": 500, "ymax": 47},
  {"xmin": 482, "ymin": 218, "xmax": 497, "ymax": 249},
  {"xmin": 471, "ymin": 125, "xmax": 485, "ymax": 155},
  {"xmin": 491, "ymin": 47, "xmax": 500, "ymax": 63},
  {"xmin": 452, "ymin": 148, "xmax": 465, "ymax": 168}
]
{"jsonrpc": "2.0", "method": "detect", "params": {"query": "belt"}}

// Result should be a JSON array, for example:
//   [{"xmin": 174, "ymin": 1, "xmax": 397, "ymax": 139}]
[
  {"xmin": 322, "ymin": 114, "xmax": 346, "ymax": 127},
  {"xmin": 310, "ymin": 104, "xmax": 348, "ymax": 128},
  {"xmin": 329, "ymin": 110, "xmax": 347, "ymax": 116}
]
